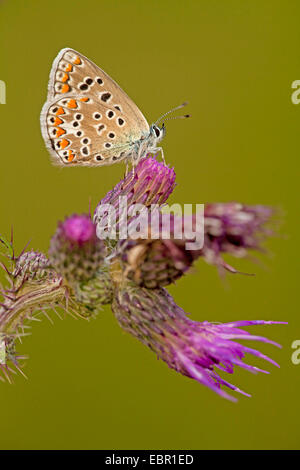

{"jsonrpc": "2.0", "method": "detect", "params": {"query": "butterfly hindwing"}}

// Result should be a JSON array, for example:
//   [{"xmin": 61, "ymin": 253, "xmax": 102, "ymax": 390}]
[
  {"xmin": 41, "ymin": 48, "xmax": 150, "ymax": 166},
  {"xmin": 41, "ymin": 93, "xmax": 142, "ymax": 165}
]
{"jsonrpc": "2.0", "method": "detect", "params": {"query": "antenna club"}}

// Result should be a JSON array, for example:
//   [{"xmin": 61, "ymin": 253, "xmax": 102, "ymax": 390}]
[{"xmin": 155, "ymin": 101, "xmax": 190, "ymax": 125}]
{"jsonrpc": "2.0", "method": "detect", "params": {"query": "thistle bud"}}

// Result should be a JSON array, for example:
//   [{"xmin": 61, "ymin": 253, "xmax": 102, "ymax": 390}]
[{"xmin": 49, "ymin": 214, "xmax": 106, "ymax": 284}]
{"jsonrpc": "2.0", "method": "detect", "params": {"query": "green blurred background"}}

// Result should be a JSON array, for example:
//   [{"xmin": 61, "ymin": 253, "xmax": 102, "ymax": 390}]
[{"xmin": 0, "ymin": 0, "xmax": 299, "ymax": 450}]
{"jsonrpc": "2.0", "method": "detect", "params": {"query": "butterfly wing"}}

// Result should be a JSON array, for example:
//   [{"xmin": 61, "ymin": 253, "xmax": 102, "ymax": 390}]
[{"xmin": 41, "ymin": 48, "xmax": 150, "ymax": 166}]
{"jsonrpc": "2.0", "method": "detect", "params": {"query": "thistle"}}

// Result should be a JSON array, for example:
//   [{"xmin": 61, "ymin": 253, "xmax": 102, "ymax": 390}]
[
  {"xmin": 0, "ymin": 218, "xmax": 111, "ymax": 381},
  {"xmin": 49, "ymin": 213, "xmax": 106, "ymax": 284},
  {"xmin": 202, "ymin": 203, "xmax": 275, "ymax": 273},
  {"xmin": 115, "ymin": 203, "xmax": 275, "ymax": 288},
  {"xmin": 93, "ymin": 156, "xmax": 176, "ymax": 242},
  {"xmin": 48, "ymin": 214, "xmax": 113, "ymax": 314},
  {"xmin": 0, "ymin": 238, "xmax": 66, "ymax": 381},
  {"xmin": 112, "ymin": 280, "xmax": 285, "ymax": 401},
  {"xmin": 0, "ymin": 157, "xmax": 286, "ymax": 399},
  {"xmin": 116, "ymin": 214, "xmax": 199, "ymax": 288}
]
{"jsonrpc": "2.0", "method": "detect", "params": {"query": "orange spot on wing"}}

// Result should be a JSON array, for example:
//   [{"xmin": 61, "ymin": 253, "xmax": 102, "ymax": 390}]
[
  {"xmin": 80, "ymin": 97, "xmax": 89, "ymax": 102},
  {"xmin": 73, "ymin": 56, "xmax": 82, "ymax": 65},
  {"xmin": 54, "ymin": 117, "xmax": 63, "ymax": 126},
  {"xmin": 62, "ymin": 73, "xmax": 69, "ymax": 83},
  {"xmin": 67, "ymin": 99, "xmax": 77, "ymax": 109},
  {"xmin": 56, "ymin": 127, "xmax": 66, "ymax": 138},
  {"xmin": 56, "ymin": 107, "xmax": 65, "ymax": 115},
  {"xmin": 65, "ymin": 63, "xmax": 73, "ymax": 72},
  {"xmin": 61, "ymin": 84, "xmax": 70, "ymax": 93},
  {"xmin": 68, "ymin": 150, "xmax": 75, "ymax": 162},
  {"xmin": 60, "ymin": 138, "xmax": 69, "ymax": 149}
]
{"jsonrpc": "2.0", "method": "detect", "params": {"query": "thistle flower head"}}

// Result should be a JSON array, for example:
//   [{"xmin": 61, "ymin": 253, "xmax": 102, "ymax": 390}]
[
  {"xmin": 75, "ymin": 268, "xmax": 113, "ymax": 310},
  {"xmin": 0, "ymin": 243, "xmax": 67, "ymax": 382},
  {"xmin": 93, "ymin": 157, "xmax": 176, "ymax": 239},
  {"xmin": 13, "ymin": 250, "xmax": 54, "ymax": 287},
  {"xmin": 98, "ymin": 157, "xmax": 176, "ymax": 207},
  {"xmin": 61, "ymin": 214, "xmax": 96, "ymax": 245},
  {"xmin": 49, "ymin": 213, "xmax": 106, "ymax": 284},
  {"xmin": 116, "ymin": 213, "xmax": 199, "ymax": 288},
  {"xmin": 112, "ymin": 282, "xmax": 285, "ymax": 401},
  {"xmin": 203, "ymin": 203, "xmax": 274, "ymax": 264},
  {"xmin": 118, "ymin": 238, "xmax": 195, "ymax": 288},
  {"xmin": 115, "ymin": 202, "xmax": 276, "ymax": 286}
]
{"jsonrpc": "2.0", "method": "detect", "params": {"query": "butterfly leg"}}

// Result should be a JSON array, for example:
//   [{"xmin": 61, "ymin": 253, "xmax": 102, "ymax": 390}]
[
  {"xmin": 125, "ymin": 158, "xmax": 137, "ymax": 177},
  {"xmin": 132, "ymin": 159, "xmax": 138, "ymax": 174},
  {"xmin": 151, "ymin": 147, "xmax": 166, "ymax": 164},
  {"xmin": 160, "ymin": 148, "xmax": 166, "ymax": 164},
  {"xmin": 125, "ymin": 161, "xmax": 129, "ymax": 177}
]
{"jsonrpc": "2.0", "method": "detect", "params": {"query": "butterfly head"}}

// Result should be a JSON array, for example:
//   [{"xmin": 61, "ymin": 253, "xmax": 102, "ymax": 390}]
[{"xmin": 149, "ymin": 123, "xmax": 166, "ymax": 144}]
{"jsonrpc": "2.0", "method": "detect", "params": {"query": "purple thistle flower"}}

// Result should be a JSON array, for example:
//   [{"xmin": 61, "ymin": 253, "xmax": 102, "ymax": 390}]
[
  {"xmin": 202, "ymin": 203, "xmax": 274, "ymax": 272},
  {"xmin": 93, "ymin": 157, "xmax": 176, "ymax": 237},
  {"xmin": 49, "ymin": 214, "xmax": 113, "ymax": 313},
  {"xmin": 49, "ymin": 214, "xmax": 106, "ymax": 284},
  {"xmin": 115, "ymin": 202, "xmax": 275, "ymax": 288},
  {"xmin": 62, "ymin": 214, "xmax": 96, "ymax": 245},
  {"xmin": 112, "ymin": 282, "xmax": 286, "ymax": 401}
]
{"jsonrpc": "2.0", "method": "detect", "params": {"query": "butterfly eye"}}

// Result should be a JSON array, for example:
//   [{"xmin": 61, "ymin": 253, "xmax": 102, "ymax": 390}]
[{"xmin": 153, "ymin": 126, "xmax": 160, "ymax": 138}]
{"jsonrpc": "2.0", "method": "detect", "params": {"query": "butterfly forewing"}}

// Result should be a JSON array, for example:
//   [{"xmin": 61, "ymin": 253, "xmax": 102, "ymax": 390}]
[{"xmin": 41, "ymin": 48, "xmax": 150, "ymax": 166}]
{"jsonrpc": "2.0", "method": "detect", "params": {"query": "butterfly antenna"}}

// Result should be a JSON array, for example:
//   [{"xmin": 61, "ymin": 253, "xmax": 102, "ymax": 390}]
[
  {"xmin": 155, "ymin": 102, "xmax": 189, "ymax": 125},
  {"xmin": 162, "ymin": 114, "xmax": 191, "ymax": 123}
]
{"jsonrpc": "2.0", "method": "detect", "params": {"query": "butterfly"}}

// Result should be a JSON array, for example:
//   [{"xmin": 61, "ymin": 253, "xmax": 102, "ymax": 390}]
[{"xmin": 40, "ymin": 48, "xmax": 189, "ymax": 168}]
